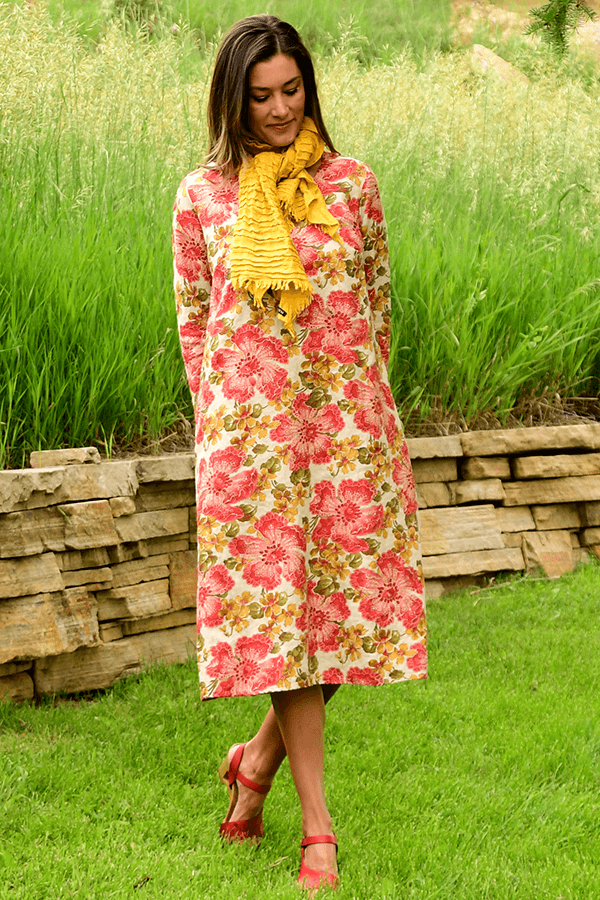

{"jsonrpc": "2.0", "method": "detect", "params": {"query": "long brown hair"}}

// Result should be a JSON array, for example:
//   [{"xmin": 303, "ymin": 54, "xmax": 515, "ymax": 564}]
[{"xmin": 206, "ymin": 15, "xmax": 336, "ymax": 174}]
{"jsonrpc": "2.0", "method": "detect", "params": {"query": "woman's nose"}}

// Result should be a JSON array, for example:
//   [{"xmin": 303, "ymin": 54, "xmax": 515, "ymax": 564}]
[{"xmin": 271, "ymin": 93, "xmax": 288, "ymax": 117}]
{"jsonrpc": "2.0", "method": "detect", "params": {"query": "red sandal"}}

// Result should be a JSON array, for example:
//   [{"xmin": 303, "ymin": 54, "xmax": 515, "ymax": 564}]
[
  {"xmin": 217, "ymin": 743, "xmax": 271, "ymax": 844},
  {"xmin": 297, "ymin": 834, "xmax": 339, "ymax": 892}
]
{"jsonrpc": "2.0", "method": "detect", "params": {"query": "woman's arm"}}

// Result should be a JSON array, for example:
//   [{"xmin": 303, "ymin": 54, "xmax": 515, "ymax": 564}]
[
  {"xmin": 172, "ymin": 178, "xmax": 212, "ymax": 400},
  {"xmin": 359, "ymin": 168, "xmax": 392, "ymax": 368}
]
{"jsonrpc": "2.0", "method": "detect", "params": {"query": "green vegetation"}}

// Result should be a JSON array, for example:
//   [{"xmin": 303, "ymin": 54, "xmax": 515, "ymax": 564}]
[
  {"xmin": 527, "ymin": 0, "xmax": 596, "ymax": 55},
  {"xmin": 2, "ymin": 3, "xmax": 600, "ymax": 468},
  {"xmin": 2, "ymin": 564, "xmax": 600, "ymax": 898}
]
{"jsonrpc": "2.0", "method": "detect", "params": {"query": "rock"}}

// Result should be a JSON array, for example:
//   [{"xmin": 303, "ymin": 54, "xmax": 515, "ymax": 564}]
[
  {"xmin": 581, "ymin": 502, "xmax": 600, "ymax": 527},
  {"xmin": 34, "ymin": 625, "xmax": 196, "ymax": 695},
  {"xmin": 146, "ymin": 536, "xmax": 190, "ymax": 555},
  {"xmin": 461, "ymin": 457, "xmax": 511, "ymax": 480},
  {"xmin": 99, "ymin": 622, "xmax": 123, "ymax": 643},
  {"xmin": 95, "ymin": 579, "xmax": 171, "ymax": 621},
  {"xmin": 0, "ymin": 507, "xmax": 66, "ymax": 558},
  {"xmin": 471, "ymin": 45, "xmax": 529, "ymax": 85},
  {"xmin": 58, "ymin": 462, "xmax": 138, "ymax": 503},
  {"xmin": 496, "ymin": 506, "xmax": 535, "ymax": 533},
  {"xmin": 0, "ymin": 467, "xmax": 65, "ymax": 514},
  {"xmin": 514, "ymin": 453, "xmax": 600, "ymax": 480},
  {"xmin": 169, "ymin": 550, "xmax": 198, "ymax": 610},
  {"xmin": 416, "ymin": 482, "xmax": 452, "ymax": 509},
  {"xmin": 136, "ymin": 455, "xmax": 195, "ymax": 484},
  {"xmin": 462, "ymin": 424, "xmax": 600, "ymax": 457},
  {"xmin": 0, "ymin": 660, "xmax": 33, "ymax": 677},
  {"xmin": 412, "ymin": 458, "xmax": 457, "ymax": 484},
  {"xmin": 449, "ymin": 479, "xmax": 505, "ymax": 504},
  {"xmin": 503, "ymin": 475, "xmax": 600, "ymax": 507},
  {"xmin": 419, "ymin": 505, "xmax": 503, "ymax": 556},
  {"xmin": 135, "ymin": 483, "xmax": 195, "ymax": 512},
  {"xmin": 120, "ymin": 608, "xmax": 196, "ymax": 636},
  {"xmin": 109, "ymin": 497, "xmax": 137, "ymax": 517},
  {"xmin": 111, "ymin": 555, "xmax": 170, "ymax": 588},
  {"xmin": 424, "ymin": 580, "xmax": 444, "ymax": 599},
  {"xmin": 56, "ymin": 548, "xmax": 111, "ymax": 571},
  {"xmin": 423, "ymin": 547, "xmax": 524, "ymax": 579},
  {"xmin": 189, "ymin": 507, "xmax": 198, "ymax": 545},
  {"xmin": 107, "ymin": 541, "xmax": 149, "ymax": 564},
  {"xmin": 61, "ymin": 500, "xmax": 119, "ymax": 550},
  {"xmin": 30, "ymin": 447, "xmax": 101, "ymax": 467},
  {"xmin": 0, "ymin": 671, "xmax": 34, "ymax": 702},
  {"xmin": 0, "ymin": 588, "xmax": 100, "ymax": 664},
  {"xmin": 114, "ymin": 508, "xmax": 189, "ymax": 543},
  {"xmin": 522, "ymin": 531, "xmax": 574, "ymax": 578},
  {"xmin": 62, "ymin": 567, "xmax": 113, "ymax": 589},
  {"xmin": 531, "ymin": 504, "xmax": 581, "ymax": 531},
  {"xmin": 503, "ymin": 533, "xmax": 523, "ymax": 548},
  {"xmin": 581, "ymin": 528, "xmax": 600, "ymax": 547},
  {"xmin": 405, "ymin": 436, "xmax": 463, "ymax": 460},
  {"xmin": 0, "ymin": 552, "xmax": 64, "ymax": 599}
]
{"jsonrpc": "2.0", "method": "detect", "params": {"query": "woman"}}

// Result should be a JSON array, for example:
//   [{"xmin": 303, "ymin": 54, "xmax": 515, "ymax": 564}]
[{"xmin": 173, "ymin": 15, "xmax": 427, "ymax": 891}]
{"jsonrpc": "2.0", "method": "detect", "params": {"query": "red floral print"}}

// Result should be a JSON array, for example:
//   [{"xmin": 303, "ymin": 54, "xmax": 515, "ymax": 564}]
[
  {"xmin": 209, "ymin": 261, "xmax": 238, "ymax": 323},
  {"xmin": 298, "ymin": 290, "xmax": 369, "ymax": 364},
  {"xmin": 207, "ymin": 634, "xmax": 285, "ymax": 697},
  {"xmin": 321, "ymin": 668, "xmax": 345, "ymax": 684},
  {"xmin": 212, "ymin": 323, "xmax": 288, "ymax": 402},
  {"xmin": 346, "ymin": 666, "xmax": 384, "ymax": 686},
  {"xmin": 271, "ymin": 394, "xmax": 344, "ymax": 470},
  {"xmin": 363, "ymin": 172, "xmax": 384, "ymax": 224},
  {"xmin": 311, "ymin": 479, "xmax": 384, "ymax": 553},
  {"xmin": 392, "ymin": 443, "xmax": 418, "ymax": 516},
  {"xmin": 188, "ymin": 169, "xmax": 238, "ymax": 227},
  {"xmin": 406, "ymin": 642, "xmax": 427, "ymax": 673},
  {"xmin": 179, "ymin": 314, "xmax": 207, "ymax": 394},
  {"xmin": 229, "ymin": 511, "xmax": 306, "ymax": 590},
  {"xmin": 297, "ymin": 581, "xmax": 351, "ymax": 656},
  {"xmin": 197, "ymin": 564, "xmax": 235, "ymax": 630},
  {"xmin": 173, "ymin": 209, "xmax": 210, "ymax": 283},
  {"xmin": 344, "ymin": 365, "xmax": 397, "ymax": 443},
  {"xmin": 197, "ymin": 446, "xmax": 258, "ymax": 522},
  {"xmin": 291, "ymin": 224, "xmax": 324, "ymax": 276},
  {"xmin": 351, "ymin": 550, "xmax": 424, "ymax": 628}
]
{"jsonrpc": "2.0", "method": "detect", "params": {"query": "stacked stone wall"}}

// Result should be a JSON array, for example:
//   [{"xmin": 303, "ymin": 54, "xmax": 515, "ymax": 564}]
[{"xmin": 2, "ymin": 424, "xmax": 599, "ymax": 701}]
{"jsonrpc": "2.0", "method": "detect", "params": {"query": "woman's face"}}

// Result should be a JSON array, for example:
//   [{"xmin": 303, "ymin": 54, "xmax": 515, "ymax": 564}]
[{"xmin": 248, "ymin": 53, "xmax": 305, "ymax": 149}]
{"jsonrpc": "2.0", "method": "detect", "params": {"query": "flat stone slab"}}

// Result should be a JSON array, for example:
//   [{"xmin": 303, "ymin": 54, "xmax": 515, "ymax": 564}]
[
  {"xmin": 135, "ymin": 483, "xmax": 195, "ymax": 512},
  {"xmin": 532, "ymin": 504, "xmax": 581, "ymax": 530},
  {"xmin": 422, "ymin": 547, "xmax": 524, "ymax": 579},
  {"xmin": 30, "ymin": 447, "xmax": 101, "ymax": 467},
  {"xmin": 503, "ymin": 475, "xmax": 600, "ymax": 507},
  {"xmin": 0, "ymin": 588, "xmax": 100, "ymax": 665},
  {"xmin": 120, "ymin": 608, "xmax": 196, "ymax": 636},
  {"xmin": 0, "ymin": 552, "xmax": 64, "ymax": 599},
  {"xmin": 34, "ymin": 624, "xmax": 196, "ymax": 694},
  {"xmin": 419, "ymin": 506, "xmax": 503, "ymax": 556},
  {"xmin": 461, "ymin": 424, "xmax": 600, "ymax": 456},
  {"xmin": 522, "ymin": 531, "xmax": 574, "ymax": 578},
  {"xmin": 169, "ymin": 550, "xmax": 198, "ymax": 610},
  {"xmin": 496, "ymin": 506, "xmax": 535, "ymax": 533},
  {"xmin": 449, "ymin": 479, "xmax": 505, "ymax": 505},
  {"xmin": 514, "ymin": 453, "xmax": 600, "ymax": 480},
  {"xmin": 415, "ymin": 482, "xmax": 452, "ymax": 509},
  {"xmin": 0, "ymin": 462, "xmax": 138, "ymax": 513},
  {"xmin": 114, "ymin": 508, "xmax": 189, "ymax": 543},
  {"xmin": 461, "ymin": 457, "xmax": 511, "ymax": 480},
  {"xmin": 0, "ymin": 671, "xmax": 34, "ymax": 702},
  {"xmin": 406, "ymin": 436, "xmax": 463, "ymax": 460},
  {"xmin": 96, "ymin": 579, "xmax": 171, "ymax": 621},
  {"xmin": 135, "ymin": 455, "xmax": 195, "ymax": 484},
  {"xmin": 412, "ymin": 458, "xmax": 458, "ymax": 484}
]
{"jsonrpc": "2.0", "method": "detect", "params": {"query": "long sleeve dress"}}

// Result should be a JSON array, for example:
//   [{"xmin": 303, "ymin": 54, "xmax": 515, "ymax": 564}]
[{"xmin": 173, "ymin": 151, "xmax": 427, "ymax": 700}]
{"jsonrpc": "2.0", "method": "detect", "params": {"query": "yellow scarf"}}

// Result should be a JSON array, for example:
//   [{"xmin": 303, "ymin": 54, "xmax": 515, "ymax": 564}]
[{"xmin": 230, "ymin": 117, "xmax": 341, "ymax": 327}]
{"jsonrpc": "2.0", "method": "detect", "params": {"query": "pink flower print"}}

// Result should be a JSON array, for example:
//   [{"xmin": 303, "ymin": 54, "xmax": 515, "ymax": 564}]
[
  {"xmin": 299, "ymin": 291, "xmax": 369, "ymax": 364},
  {"xmin": 392, "ymin": 444, "xmax": 418, "ymax": 516},
  {"xmin": 197, "ymin": 446, "xmax": 258, "ymax": 522},
  {"xmin": 329, "ymin": 200, "xmax": 363, "ymax": 252},
  {"xmin": 406, "ymin": 642, "xmax": 427, "ymax": 673},
  {"xmin": 188, "ymin": 170, "xmax": 238, "ymax": 227},
  {"xmin": 179, "ymin": 314, "xmax": 208, "ymax": 394},
  {"xmin": 207, "ymin": 634, "xmax": 285, "ymax": 697},
  {"xmin": 316, "ymin": 156, "xmax": 359, "ymax": 193},
  {"xmin": 211, "ymin": 323, "xmax": 288, "ymax": 402},
  {"xmin": 311, "ymin": 479, "xmax": 384, "ymax": 553},
  {"xmin": 363, "ymin": 171, "xmax": 384, "ymax": 224},
  {"xmin": 322, "ymin": 668, "xmax": 345, "ymax": 684},
  {"xmin": 297, "ymin": 581, "xmax": 350, "ymax": 656},
  {"xmin": 291, "ymin": 224, "xmax": 324, "ymax": 276},
  {"xmin": 229, "ymin": 511, "xmax": 306, "ymax": 590},
  {"xmin": 271, "ymin": 393, "xmax": 344, "ymax": 471},
  {"xmin": 210, "ymin": 261, "xmax": 238, "ymax": 323},
  {"xmin": 346, "ymin": 666, "xmax": 384, "ymax": 686},
  {"xmin": 194, "ymin": 382, "xmax": 214, "ymax": 443},
  {"xmin": 173, "ymin": 209, "xmax": 210, "ymax": 283},
  {"xmin": 344, "ymin": 365, "xmax": 397, "ymax": 443},
  {"xmin": 197, "ymin": 564, "xmax": 235, "ymax": 630},
  {"xmin": 351, "ymin": 550, "xmax": 423, "ymax": 628}
]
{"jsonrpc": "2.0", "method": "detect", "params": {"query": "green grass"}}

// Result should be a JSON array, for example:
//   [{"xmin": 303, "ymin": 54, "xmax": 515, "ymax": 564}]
[
  {"xmin": 2, "ymin": 6, "xmax": 600, "ymax": 468},
  {"xmin": 2, "ymin": 563, "xmax": 600, "ymax": 899}
]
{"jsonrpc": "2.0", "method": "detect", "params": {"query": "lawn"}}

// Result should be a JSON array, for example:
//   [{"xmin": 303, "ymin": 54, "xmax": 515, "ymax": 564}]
[{"xmin": 1, "ymin": 564, "xmax": 599, "ymax": 899}]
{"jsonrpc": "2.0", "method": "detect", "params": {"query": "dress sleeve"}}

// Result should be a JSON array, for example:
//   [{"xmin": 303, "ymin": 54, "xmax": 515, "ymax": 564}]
[
  {"xmin": 359, "ymin": 168, "xmax": 392, "ymax": 367},
  {"xmin": 172, "ymin": 177, "xmax": 212, "ymax": 401}
]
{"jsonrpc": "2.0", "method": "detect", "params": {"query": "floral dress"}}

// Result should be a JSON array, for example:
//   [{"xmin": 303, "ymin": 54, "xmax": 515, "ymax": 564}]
[{"xmin": 173, "ymin": 151, "xmax": 427, "ymax": 700}]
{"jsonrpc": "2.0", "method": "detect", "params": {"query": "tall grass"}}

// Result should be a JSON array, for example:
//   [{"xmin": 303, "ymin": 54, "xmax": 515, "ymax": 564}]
[{"xmin": 2, "ymin": 5, "xmax": 600, "ymax": 467}]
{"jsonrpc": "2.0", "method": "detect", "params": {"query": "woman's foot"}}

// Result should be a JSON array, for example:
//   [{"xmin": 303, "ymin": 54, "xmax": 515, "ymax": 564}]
[
  {"xmin": 298, "ymin": 834, "xmax": 339, "ymax": 893},
  {"xmin": 224, "ymin": 741, "xmax": 274, "ymax": 822}
]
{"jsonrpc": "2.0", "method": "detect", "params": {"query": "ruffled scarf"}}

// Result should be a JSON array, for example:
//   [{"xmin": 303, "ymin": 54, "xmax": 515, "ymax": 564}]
[{"xmin": 230, "ymin": 117, "xmax": 341, "ymax": 327}]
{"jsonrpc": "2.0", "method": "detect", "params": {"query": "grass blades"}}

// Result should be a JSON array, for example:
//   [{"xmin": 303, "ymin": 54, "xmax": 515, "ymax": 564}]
[
  {"xmin": 1, "ymin": 563, "xmax": 600, "ymax": 898},
  {"xmin": 2, "ymin": 6, "xmax": 600, "ymax": 467}
]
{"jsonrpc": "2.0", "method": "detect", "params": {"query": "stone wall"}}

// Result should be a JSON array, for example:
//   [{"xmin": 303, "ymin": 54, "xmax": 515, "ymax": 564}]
[{"xmin": 2, "ymin": 423, "xmax": 600, "ymax": 702}]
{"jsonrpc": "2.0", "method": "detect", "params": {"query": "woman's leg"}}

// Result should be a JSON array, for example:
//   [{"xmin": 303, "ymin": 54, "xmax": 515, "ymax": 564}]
[
  {"xmin": 226, "ymin": 685, "xmax": 339, "ymax": 826},
  {"xmin": 271, "ymin": 686, "xmax": 338, "ymax": 876}
]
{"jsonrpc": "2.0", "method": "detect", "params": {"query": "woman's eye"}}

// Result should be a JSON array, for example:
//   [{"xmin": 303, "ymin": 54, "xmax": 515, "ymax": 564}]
[
  {"xmin": 252, "ymin": 96, "xmax": 267, "ymax": 104},
  {"xmin": 285, "ymin": 88, "xmax": 298, "ymax": 96}
]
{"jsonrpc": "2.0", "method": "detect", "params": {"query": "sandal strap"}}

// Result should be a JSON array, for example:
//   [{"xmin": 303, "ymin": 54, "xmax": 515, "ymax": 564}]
[
  {"xmin": 229, "ymin": 743, "xmax": 271, "ymax": 795},
  {"xmin": 301, "ymin": 834, "xmax": 338, "ymax": 849}
]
